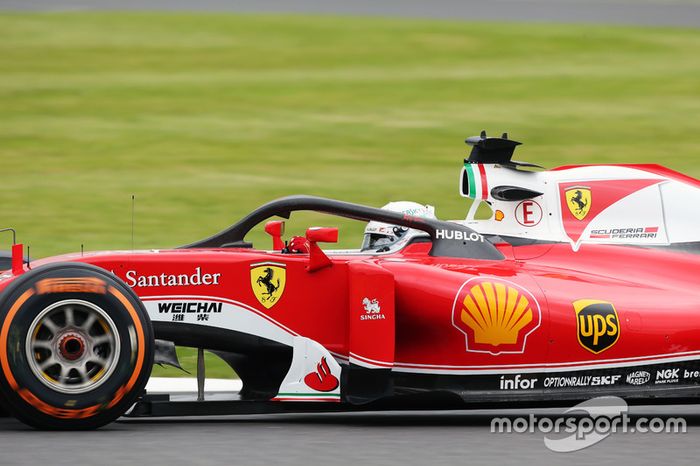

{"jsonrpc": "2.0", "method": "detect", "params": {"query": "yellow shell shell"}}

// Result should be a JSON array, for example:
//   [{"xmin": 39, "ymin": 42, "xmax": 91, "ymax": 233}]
[{"xmin": 460, "ymin": 281, "xmax": 533, "ymax": 346}]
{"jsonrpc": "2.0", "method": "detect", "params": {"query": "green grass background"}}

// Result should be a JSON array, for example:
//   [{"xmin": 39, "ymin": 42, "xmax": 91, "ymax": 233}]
[{"xmin": 1, "ymin": 13, "xmax": 699, "ymax": 377}]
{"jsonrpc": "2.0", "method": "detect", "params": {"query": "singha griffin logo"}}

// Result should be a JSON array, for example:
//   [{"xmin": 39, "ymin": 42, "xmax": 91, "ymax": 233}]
[
  {"xmin": 362, "ymin": 297, "xmax": 381, "ymax": 313},
  {"xmin": 361, "ymin": 297, "xmax": 385, "ymax": 321},
  {"xmin": 250, "ymin": 262, "xmax": 286, "ymax": 309}
]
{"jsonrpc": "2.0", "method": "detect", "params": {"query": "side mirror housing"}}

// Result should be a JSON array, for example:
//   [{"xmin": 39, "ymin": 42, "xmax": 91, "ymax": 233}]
[
  {"xmin": 264, "ymin": 220, "xmax": 285, "ymax": 251},
  {"xmin": 305, "ymin": 227, "xmax": 338, "ymax": 244},
  {"xmin": 12, "ymin": 243, "xmax": 24, "ymax": 275},
  {"xmin": 305, "ymin": 227, "xmax": 338, "ymax": 272}
]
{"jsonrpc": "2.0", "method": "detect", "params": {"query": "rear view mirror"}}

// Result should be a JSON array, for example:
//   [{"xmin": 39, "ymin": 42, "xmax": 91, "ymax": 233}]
[
  {"xmin": 264, "ymin": 221, "xmax": 285, "ymax": 251},
  {"xmin": 305, "ymin": 227, "xmax": 338, "ymax": 244},
  {"xmin": 305, "ymin": 227, "xmax": 338, "ymax": 272},
  {"xmin": 0, "ymin": 228, "xmax": 24, "ymax": 275}
]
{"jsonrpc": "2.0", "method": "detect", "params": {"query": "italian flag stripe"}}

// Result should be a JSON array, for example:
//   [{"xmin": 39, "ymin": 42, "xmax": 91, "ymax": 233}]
[
  {"xmin": 465, "ymin": 163, "xmax": 476, "ymax": 198},
  {"xmin": 464, "ymin": 163, "xmax": 488, "ymax": 200},
  {"xmin": 478, "ymin": 163, "xmax": 488, "ymax": 199}
]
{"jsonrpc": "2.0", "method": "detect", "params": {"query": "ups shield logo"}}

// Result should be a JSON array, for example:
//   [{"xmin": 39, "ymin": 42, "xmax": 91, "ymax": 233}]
[{"xmin": 574, "ymin": 300, "xmax": 620, "ymax": 354}]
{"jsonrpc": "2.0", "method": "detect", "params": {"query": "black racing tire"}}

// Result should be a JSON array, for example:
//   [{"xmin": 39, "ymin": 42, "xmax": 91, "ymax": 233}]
[{"xmin": 0, "ymin": 262, "xmax": 154, "ymax": 430}]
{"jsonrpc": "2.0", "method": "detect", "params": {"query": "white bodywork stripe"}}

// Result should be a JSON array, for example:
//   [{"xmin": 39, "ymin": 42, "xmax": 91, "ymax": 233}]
[{"xmin": 142, "ymin": 295, "xmax": 296, "ymax": 346}]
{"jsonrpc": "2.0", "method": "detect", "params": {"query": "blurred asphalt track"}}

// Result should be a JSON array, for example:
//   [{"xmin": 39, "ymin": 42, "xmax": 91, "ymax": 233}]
[
  {"xmin": 0, "ymin": 404, "xmax": 698, "ymax": 465},
  {"xmin": 2, "ymin": 1, "xmax": 700, "ymax": 465},
  {"xmin": 2, "ymin": 0, "xmax": 700, "ymax": 27}
]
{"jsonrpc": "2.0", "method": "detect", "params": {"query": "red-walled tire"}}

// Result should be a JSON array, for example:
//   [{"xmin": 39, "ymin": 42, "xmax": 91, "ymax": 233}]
[{"xmin": 0, "ymin": 263, "xmax": 153, "ymax": 429}]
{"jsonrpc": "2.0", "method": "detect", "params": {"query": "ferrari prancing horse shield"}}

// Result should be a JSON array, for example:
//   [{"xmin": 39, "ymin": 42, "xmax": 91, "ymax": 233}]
[
  {"xmin": 565, "ymin": 186, "xmax": 591, "ymax": 221},
  {"xmin": 250, "ymin": 262, "xmax": 286, "ymax": 309}
]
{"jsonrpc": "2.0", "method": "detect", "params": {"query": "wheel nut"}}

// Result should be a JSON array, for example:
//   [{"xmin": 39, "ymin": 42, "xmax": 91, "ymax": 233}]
[{"xmin": 58, "ymin": 334, "xmax": 85, "ymax": 361}]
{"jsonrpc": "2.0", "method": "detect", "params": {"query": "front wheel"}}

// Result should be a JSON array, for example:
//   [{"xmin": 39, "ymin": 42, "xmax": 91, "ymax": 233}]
[{"xmin": 0, "ymin": 263, "xmax": 154, "ymax": 429}]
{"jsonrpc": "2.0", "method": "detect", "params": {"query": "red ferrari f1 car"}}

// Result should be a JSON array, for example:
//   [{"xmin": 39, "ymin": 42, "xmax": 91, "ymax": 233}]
[{"xmin": 1, "ymin": 132, "xmax": 699, "ymax": 429}]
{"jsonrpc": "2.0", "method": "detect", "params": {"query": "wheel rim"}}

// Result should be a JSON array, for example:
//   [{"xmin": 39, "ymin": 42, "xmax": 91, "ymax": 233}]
[{"xmin": 25, "ymin": 299, "xmax": 121, "ymax": 394}]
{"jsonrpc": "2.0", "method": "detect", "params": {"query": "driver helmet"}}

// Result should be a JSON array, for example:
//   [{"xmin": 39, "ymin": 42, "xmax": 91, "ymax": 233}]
[{"xmin": 361, "ymin": 201, "xmax": 436, "ymax": 252}]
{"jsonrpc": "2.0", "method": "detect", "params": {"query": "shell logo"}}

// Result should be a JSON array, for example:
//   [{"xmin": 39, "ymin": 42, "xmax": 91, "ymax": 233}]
[{"xmin": 452, "ymin": 278, "xmax": 542, "ymax": 355}]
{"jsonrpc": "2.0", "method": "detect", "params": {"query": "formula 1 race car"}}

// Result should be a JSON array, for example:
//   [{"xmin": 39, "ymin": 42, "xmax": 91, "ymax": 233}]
[{"xmin": 1, "ymin": 132, "xmax": 699, "ymax": 429}]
